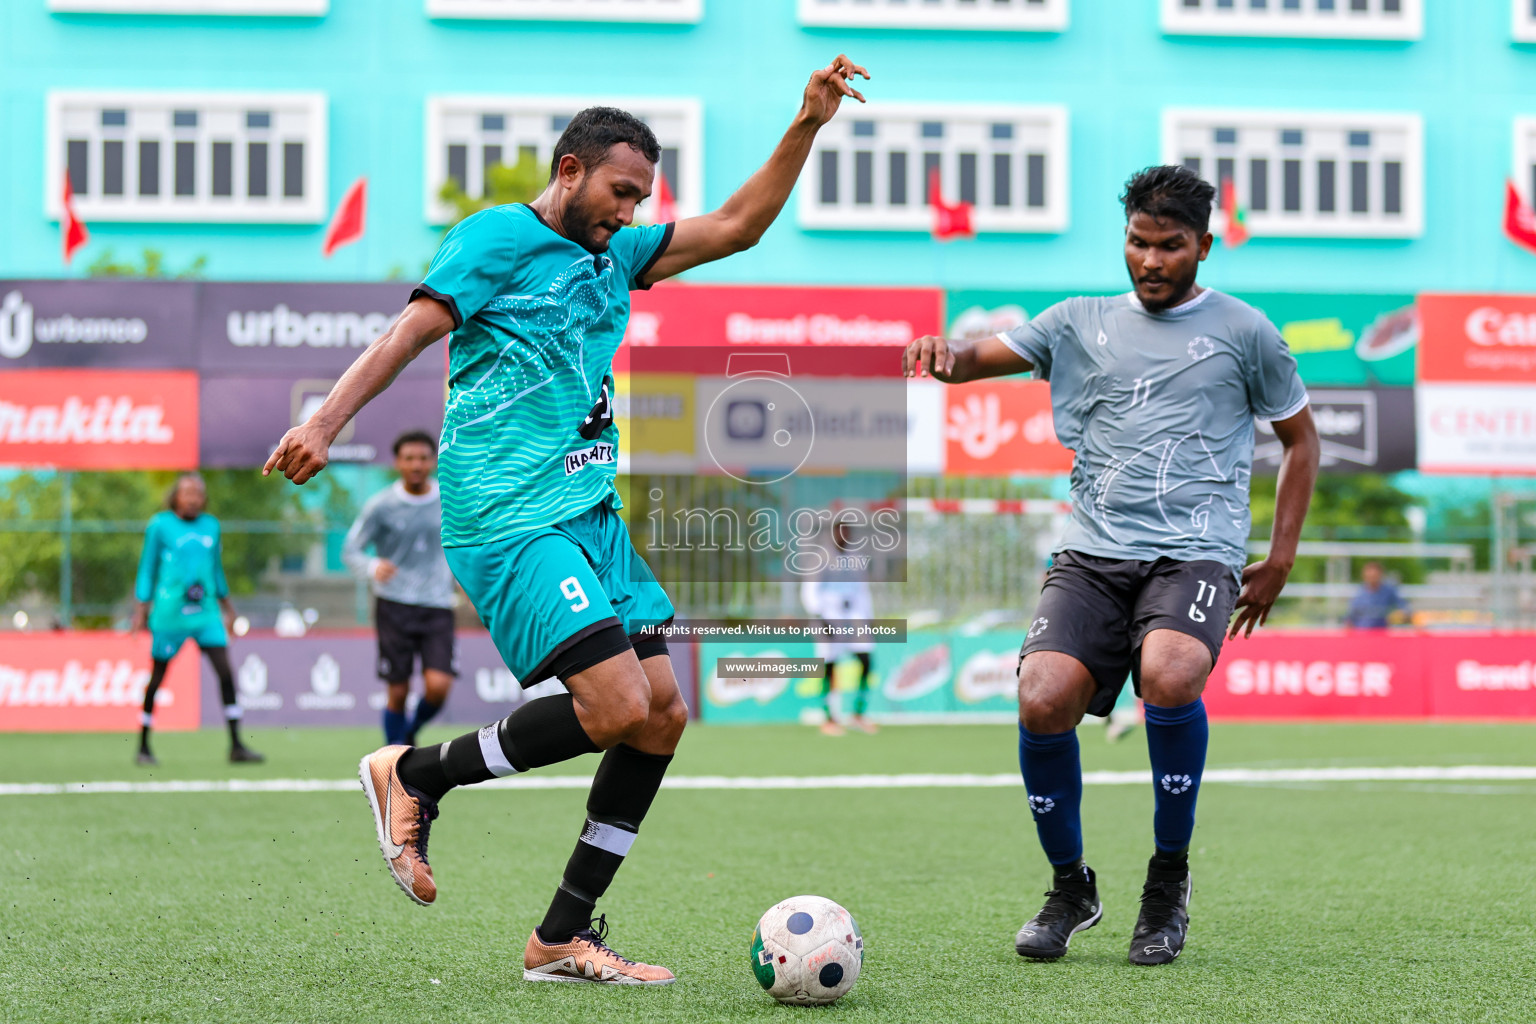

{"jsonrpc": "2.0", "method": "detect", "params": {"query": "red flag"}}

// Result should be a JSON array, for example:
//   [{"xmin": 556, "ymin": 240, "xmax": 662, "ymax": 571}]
[
  {"xmin": 928, "ymin": 166, "xmax": 974, "ymax": 241},
  {"xmin": 1221, "ymin": 177, "xmax": 1249, "ymax": 249},
  {"xmin": 61, "ymin": 172, "xmax": 88, "ymax": 265},
  {"xmin": 322, "ymin": 177, "xmax": 367, "ymax": 258},
  {"xmin": 1504, "ymin": 178, "xmax": 1536, "ymax": 257},
  {"xmin": 653, "ymin": 170, "xmax": 678, "ymax": 224}
]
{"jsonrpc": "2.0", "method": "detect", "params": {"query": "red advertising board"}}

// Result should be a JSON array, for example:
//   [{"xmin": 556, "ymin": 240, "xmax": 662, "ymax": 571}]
[
  {"xmin": 0, "ymin": 369, "xmax": 199, "ymax": 469},
  {"xmin": 1418, "ymin": 293, "xmax": 1536, "ymax": 382},
  {"xmin": 1207, "ymin": 631, "xmax": 1536, "ymax": 720},
  {"xmin": 625, "ymin": 283, "xmax": 943, "ymax": 348},
  {"xmin": 0, "ymin": 632, "xmax": 200, "ymax": 732},
  {"xmin": 943, "ymin": 378, "xmax": 1075, "ymax": 476}
]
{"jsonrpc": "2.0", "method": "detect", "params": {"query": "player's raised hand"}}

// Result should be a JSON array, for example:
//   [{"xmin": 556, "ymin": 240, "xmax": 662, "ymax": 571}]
[
  {"xmin": 800, "ymin": 55, "xmax": 869, "ymax": 128},
  {"xmin": 1228, "ymin": 558, "xmax": 1291, "ymax": 639},
  {"xmin": 903, "ymin": 335, "xmax": 957, "ymax": 380},
  {"xmin": 263, "ymin": 419, "xmax": 333, "ymax": 485}
]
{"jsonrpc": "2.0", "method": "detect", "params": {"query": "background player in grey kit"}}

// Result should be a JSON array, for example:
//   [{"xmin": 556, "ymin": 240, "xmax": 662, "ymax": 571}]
[
  {"xmin": 904, "ymin": 166, "xmax": 1320, "ymax": 966},
  {"xmin": 343, "ymin": 430, "xmax": 459, "ymax": 746}
]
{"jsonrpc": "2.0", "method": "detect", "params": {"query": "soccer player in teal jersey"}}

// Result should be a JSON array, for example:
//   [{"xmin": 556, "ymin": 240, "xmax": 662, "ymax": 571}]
[
  {"xmin": 132, "ymin": 473, "xmax": 263, "ymax": 766},
  {"xmin": 265, "ymin": 55, "xmax": 870, "ymax": 984}
]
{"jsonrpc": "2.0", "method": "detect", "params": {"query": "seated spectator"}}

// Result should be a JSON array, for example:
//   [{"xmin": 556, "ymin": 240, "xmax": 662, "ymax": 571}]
[{"xmin": 1344, "ymin": 561, "xmax": 1409, "ymax": 629}]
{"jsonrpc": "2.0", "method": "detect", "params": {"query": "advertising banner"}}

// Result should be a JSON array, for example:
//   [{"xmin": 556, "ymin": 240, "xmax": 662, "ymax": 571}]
[
  {"xmin": 1424, "ymin": 635, "xmax": 1536, "ymax": 718},
  {"xmin": 1206, "ymin": 632, "xmax": 1428, "ymax": 719},
  {"xmin": 0, "ymin": 369, "xmax": 199, "ymax": 469},
  {"xmin": 0, "ymin": 632, "xmax": 200, "ymax": 733},
  {"xmin": 942, "ymin": 378, "xmax": 1073, "ymax": 477},
  {"xmin": 1418, "ymin": 293, "xmax": 1536, "ymax": 383},
  {"xmin": 627, "ymin": 283, "xmax": 943, "ymax": 349},
  {"xmin": 0, "ymin": 280, "xmax": 198, "ymax": 369},
  {"xmin": 1416, "ymin": 383, "xmax": 1536, "ymax": 474},
  {"xmin": 199, "ymin": 373, "xmax": 445, "ymax": 467},
  {"xmin": 1253, "ymin": 387, "xmax": 1416, "ymax": 474},
  {"xmin": 195, "ymin": 282, "xmax": 433, "ymax": 378},
  {"xmin": 947, "ymin": 290, "xmax": 1418, "ymax": 386}
]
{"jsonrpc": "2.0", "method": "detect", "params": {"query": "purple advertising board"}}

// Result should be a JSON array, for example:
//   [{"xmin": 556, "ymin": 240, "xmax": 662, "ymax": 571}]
[
  {"xmin": 0, "ymin": 279, "xmax": 198, "ymax": 369},
  {"xmin": 199, "ymin": 373, "xmax": 445, "ymax": 467},
  {"xmin": 200, "ymin": 632, "xmax": 699, "ymax": 728}
]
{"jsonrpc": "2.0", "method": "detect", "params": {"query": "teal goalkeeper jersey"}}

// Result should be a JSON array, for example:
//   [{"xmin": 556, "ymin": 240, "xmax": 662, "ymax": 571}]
[
  {"xmin": 413, "ymin": 204, "xmax": 672, "ymax": 547},
  {"xmin": 134, "ymin": 511, "xmax": 229, "ymax": 633}
]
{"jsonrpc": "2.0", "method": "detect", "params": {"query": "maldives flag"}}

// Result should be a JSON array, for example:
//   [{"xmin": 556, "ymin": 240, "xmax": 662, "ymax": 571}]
[
  {"xmin": 1221, "ymin": 177, "xmax": 1249, "ymax": 249},
  {"xmin": 61, "ymin": 171, "xmax": 89, "ymax": 265},
  {"xmin": 322, "ymin": 177, "xmax": 367, "ymax": 257},
  {"xmin": 1503, "ymin": 178, "xmax": 1536, "ymax": 257},
  {"xmin": 928, "ymin": 166, "xmax": 974, "ymax": 241},
  {"xmin": 653, "ymin": 170, "xmax": 679, "ymax": 224}
]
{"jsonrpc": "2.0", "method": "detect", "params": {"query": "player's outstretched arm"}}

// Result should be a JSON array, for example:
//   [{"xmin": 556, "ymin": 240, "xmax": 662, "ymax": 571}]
[
  {"xmin": 640, "ymin": 55, "xmax": 869, "ymax": 284},
  {"xmin": 263, "ymin": 297, "xmax": 455, "ymax": 485},
  {"xmin": 1229, "ymin": 405, "xmax": 1319, "ymax": 639},
  {"xmin": 902, "ymin": 334, "xmax": 1032, "ymax": 383}
]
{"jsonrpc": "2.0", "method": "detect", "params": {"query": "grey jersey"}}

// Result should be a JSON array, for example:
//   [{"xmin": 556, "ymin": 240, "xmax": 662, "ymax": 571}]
[
  {"xmin": 1002, "ymin": 290, "xmax": 1308, "ymax": 573},
  {"xmin": 342, "ymin": 480, "xmax": 457, "ymax": 609}
]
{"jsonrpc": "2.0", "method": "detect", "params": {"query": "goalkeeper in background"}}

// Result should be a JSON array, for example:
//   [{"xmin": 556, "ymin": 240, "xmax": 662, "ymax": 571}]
[
  {"xmin": 132, "ymin": 473, "xmax": 263, "ymax": 766},
  {"xmin": 800, "ymin": 522, "xmax": 877, "ymax": 736}
]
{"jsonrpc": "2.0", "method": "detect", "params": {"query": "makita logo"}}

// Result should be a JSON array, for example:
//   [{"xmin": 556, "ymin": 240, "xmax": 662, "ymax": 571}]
[
  {"xmin": 1455, "ymin": 660, "xmax": 1535, "ymax": 691},
  {"xmin": 227, "ymin": 304, "xmax": 391, "ymax": 349},
  {"xmin": 564, "ymin": 442, "xmax": 615, "ymax": 475},
  {"xmin": 725, "ymin": 313, "xmax": 914, "ymax": 346},
  {"xmin": 0, "ymin": 659, "xmax": 166, "ymax": 708},
  {"xmin": 0, "ymin": 396, "xmax": 174, "ymax": 445},
  {"xmin": 0, "ymin": 290, "xmax": 148, "ymax": 359},
  {"xmin": 1225, "ymin": 659, "xmax": 1392, "ymax": 697},
  {"xmin": 1465, "ymin": 307, "xmax": 1536, "ymax": 347}
]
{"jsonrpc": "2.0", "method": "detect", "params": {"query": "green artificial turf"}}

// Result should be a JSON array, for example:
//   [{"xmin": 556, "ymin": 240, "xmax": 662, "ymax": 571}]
[{"xmin": 4, "ymin": 723, "xmax": 1535, "ymax": 1023}]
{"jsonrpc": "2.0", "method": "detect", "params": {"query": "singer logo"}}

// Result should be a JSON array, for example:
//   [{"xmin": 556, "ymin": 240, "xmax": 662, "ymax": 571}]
[
  {"xmin": 0, "ymin": 371, "xmax": 198, "ymax": 469},
  {"xmin": 0, "ymin": 290, "xmax": 150, "ymax": 360}
]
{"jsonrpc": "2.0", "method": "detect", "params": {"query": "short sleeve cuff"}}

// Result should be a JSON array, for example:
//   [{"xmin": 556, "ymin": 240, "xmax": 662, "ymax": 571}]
[
  {"xmin": 411, "ymin": 283, "xmax": 463, "ymax": 330},
  {"xmin": 633, "ymin": 222, "xmax": 675, "ymax": 291},
  {"xmin": 998, "ymin": 327, "xmax": 1047, "ymax": 372},
  {"xmin": 1261, "ymin": 393, "xmax": 1311, "ymax": 423}
]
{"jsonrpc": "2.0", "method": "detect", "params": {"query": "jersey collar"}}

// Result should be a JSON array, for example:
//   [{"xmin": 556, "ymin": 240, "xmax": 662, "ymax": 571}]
[
  {"xmin": 393, "ymin": 480, "xmax": 439, "ymax": 505},
  {"xmin": 1126, "ymin": 287, "xmax": 1215, "ymax": 317}
]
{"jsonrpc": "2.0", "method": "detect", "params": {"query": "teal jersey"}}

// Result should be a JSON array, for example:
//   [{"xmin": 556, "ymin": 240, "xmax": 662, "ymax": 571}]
[
  {"xmin": 414, "ymin": 204, "xmax": 672, "ymax": 547},
  {"xmin": 134, "ymin": 511, "xmax": 229, "ymax": 633}
]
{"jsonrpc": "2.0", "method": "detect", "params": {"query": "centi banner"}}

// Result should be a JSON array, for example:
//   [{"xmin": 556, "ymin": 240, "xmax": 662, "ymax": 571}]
[{"xmin": 947, "ymin": 290, "xmax": 1418, "ymax": 387}]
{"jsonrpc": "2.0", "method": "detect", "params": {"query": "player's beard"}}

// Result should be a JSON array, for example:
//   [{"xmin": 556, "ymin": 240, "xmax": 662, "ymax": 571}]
[
  {"xmin": 564, "ymin": 179, "xmax": 622, "ymax": 255},
  {"xmin": 1132, "ymin": 261, "xmax": 1200, "ymax": 313}
]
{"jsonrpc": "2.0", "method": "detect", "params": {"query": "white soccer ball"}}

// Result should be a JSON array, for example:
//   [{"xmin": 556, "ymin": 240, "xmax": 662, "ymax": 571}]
[{"xmin": 750, "ymin": 895, "xmax": 863, "ymax": 1006}]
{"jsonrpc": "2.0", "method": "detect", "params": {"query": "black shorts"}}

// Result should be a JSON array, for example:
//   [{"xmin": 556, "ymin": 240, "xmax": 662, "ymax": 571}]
[
  {"xmin": 1019, "ymin": 550, "xmax": 1240, "ymax": 717},
  {"xmin": 376, "ymin": 597, "xmax": 458, "ymax": 683}
]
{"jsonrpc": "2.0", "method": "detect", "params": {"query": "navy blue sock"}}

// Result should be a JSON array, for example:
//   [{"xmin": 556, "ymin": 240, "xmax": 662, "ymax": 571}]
[
  {"xmin": 383, "ymin": 707, "xmax": 408, "ymax": 746},
  {"xmin": 406, "ymin": 698, "xmax": 443, "ymax": 742},
  {"xmin": 1018, "ymin": 724, "xmax": 1084, "ymax": 868},
  {"xmin": 1144, "ymin": 698, "xmax": 1209, "ymax": 854}
]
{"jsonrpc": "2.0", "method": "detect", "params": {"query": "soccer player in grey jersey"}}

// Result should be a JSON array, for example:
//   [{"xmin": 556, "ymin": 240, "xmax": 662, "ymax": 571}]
[
  {"xmin": 343, "ymin": 431, "xmax": 459, "ymax": 746},
  {"xmin": 904, "ymin": 166, "xmax": 1320, "ymax": 966}
]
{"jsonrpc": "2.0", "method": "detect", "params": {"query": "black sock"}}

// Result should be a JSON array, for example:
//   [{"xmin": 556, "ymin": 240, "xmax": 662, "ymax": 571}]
[
  {"xmin": 140, "ymin": 659, "xmax": 169, "ymax": 753},
  {"xmin": 1150, "ymin": 846, "xmax": 1189, "ymax": 876},
  {"xmin": 397, "ymin": 693, "xmax": 599, "ymax": 802},
  {"xmin": 539, "ymin": 744, "xmax": 674, "ymax": 943},
  {"xmin": 1052, "ymin": 859, "xmax": 1092, "ymax": 888},
  {"xmin": 203, "ymin": 647, "xmax": 244, "ymax": 747},
  {"xmin": 139, "ymin": 725, "xmax": 152, "ymax": 754}
]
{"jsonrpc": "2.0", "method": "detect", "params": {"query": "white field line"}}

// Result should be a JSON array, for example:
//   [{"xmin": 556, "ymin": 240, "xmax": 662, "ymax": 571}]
[{"xmin": 4, "ymin": 766, "xmax": 1536, "ymax": 797}]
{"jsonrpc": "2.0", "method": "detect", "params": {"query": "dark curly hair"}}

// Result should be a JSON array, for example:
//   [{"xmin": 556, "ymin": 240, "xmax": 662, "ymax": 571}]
[
  {"xmin": 1121, "ymin": 165, "xmax": 1217, "ymax": 235},
  {"xmin": 392, "ymin": 430, "xmax": 437, "ymax": 456},
  {"xmin": 548, "ymin": 107, "xmax": 661, "ymax": 183}
]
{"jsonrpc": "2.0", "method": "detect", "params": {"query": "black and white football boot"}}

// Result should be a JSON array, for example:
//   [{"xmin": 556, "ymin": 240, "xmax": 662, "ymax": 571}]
[
  {"xmin": 1128, "ymin": 866, "xmax": 1191, "ymax": 966},
  {"xmin": 1014, "ymin": 863, "xmax": 1103, "ymax": 960}
]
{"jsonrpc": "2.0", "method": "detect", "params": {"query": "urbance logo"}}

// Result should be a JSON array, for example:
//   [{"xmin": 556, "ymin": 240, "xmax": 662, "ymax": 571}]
[
  {"xmin": 0, "ymin": 291, "xmax": 149, "ymax": 359},
  {"xmin": 227, "ymin": 304, "xmax": 392, "ymax": 349}
]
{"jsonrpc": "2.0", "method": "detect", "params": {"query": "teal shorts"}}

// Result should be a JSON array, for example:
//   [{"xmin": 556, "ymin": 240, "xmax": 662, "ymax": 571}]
[
  {"xmin": 150, "ymin": 618, "xmax": 227, "ymax": 661},
  {"xmin": 445, "ymin": 502, "xmax": 675, "ymax": 686}
]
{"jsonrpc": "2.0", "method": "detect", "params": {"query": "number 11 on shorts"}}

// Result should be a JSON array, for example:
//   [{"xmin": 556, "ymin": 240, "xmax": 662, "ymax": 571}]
[
  {"xmin": 1189, "ymin": 579, "xmax": 1217, "ymax": 622},
  {"xmin": 561, "ymin": 576, "xmax": 590, "ymax": 613}
]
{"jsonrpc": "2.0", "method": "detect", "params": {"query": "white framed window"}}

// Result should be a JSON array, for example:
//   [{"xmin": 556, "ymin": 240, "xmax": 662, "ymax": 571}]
[
  {"xmin": 46, "ymin": 91, "xmax": 327, "ymax": 223},
  {"xmin": 1514, "ymin": 118, "xmax": 1536, "ymax": 205},
  {"xmin": 1161, "ymin": 0, "xmax": 1421, "ymax": 40},
  {"xmin": 1517, "ymin": 0, "xmax": 1536, "ymax": 43},
  {"xmin": 1162, "ymin": 109, "xmax": 1422, "ymax": 238},
  {"xmin": 423, "ymin": 96, "xmax": 702, "ymax": 224},
  {"xmin": 426, "ymin": 0, "xmax": 701, "ymax": 21},
  {"xmin": 798, "ymin": 0, "xmax": 1067, "ymax": 31},
  {"xmin": 48, "ymin": 1, "xmax": 327, "ymax": 13},
  {"xmin": 799, "ymin": 104, "xmax": 1069, "ymax": 233}
]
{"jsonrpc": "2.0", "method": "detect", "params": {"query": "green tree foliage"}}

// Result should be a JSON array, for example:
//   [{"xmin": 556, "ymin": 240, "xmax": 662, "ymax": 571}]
[
  {"xmin": 85, "ymin": 248, "xmax": 207, "ymax": 279},
  {"xmin": 1249, "ymin": 473, "xmax": 1423, "ymax": 583},
  {"xmin": 437, "ymin": 150, "xmax": 546, "ymax": 229}
]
